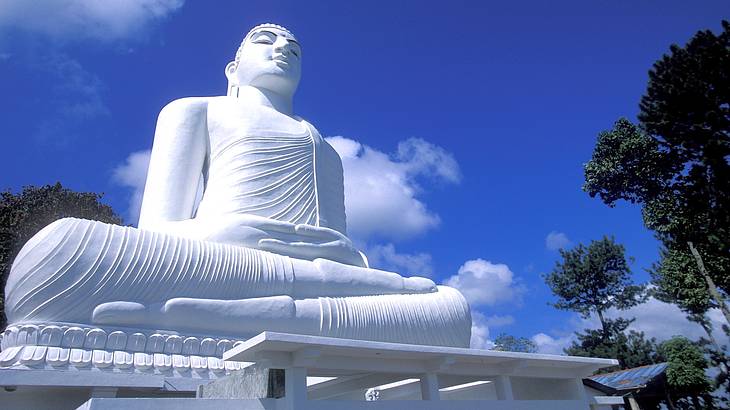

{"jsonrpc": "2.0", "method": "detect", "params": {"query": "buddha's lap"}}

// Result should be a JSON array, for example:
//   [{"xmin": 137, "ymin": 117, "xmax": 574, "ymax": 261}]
[{"xmin": 6, "ymin": 218, "xmax": 436, "ymax": 323}]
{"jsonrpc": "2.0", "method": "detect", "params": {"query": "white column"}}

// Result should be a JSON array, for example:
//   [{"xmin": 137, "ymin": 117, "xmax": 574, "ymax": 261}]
[
  {"xmin": 285, "ymin": 367, "xmax": 308, "ymax": 408},
  {"xmin": 574, "ymin": 377, "xmax": 591, "ymax": 405},
  {"xmin": 494, "ymin": 375, "xmax": 514, "ymax": 400},
  {"xmin": 420, "ymin": 372, "xmax": 440, "ymax": 401}
]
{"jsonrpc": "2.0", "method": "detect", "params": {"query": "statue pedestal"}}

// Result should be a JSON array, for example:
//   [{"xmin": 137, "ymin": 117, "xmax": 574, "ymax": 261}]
[{"xmin": 0, "ymin": 331, "xmax": 621, "ymax": 409}]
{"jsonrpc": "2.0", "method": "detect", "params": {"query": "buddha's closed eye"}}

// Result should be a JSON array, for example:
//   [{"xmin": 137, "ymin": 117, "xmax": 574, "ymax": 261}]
[{"xmin": 252, "ymin": 33, "xmax": 274, "ymax": 44}]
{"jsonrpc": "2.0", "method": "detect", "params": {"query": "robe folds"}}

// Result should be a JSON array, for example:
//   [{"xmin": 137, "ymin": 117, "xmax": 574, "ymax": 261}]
[{"xmin": 6, "ymin": 218, "xmax": 472, "ymax": 347}]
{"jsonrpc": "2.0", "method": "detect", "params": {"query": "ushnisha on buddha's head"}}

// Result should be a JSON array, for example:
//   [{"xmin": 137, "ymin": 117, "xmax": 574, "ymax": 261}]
[{"xmin": 225, "ymin": 24, "xmax": 302, "ymax": 97}]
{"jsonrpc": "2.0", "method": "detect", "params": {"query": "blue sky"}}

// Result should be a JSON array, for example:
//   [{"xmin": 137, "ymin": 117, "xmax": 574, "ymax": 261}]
[{"xmin": 1, "ymin": 0, "xmax": 727, "ymax": 352}]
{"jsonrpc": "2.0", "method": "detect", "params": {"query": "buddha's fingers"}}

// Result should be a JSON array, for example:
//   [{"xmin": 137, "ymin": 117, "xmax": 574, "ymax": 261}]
[
  {"xmin": 258, "ymin": 238, "xmax": 366, "ymax": 267},
  {"xmin": 294, "ymin": 224, "xmax": 349, "ymax": 243},
  {"xmin": 287, "ymin": 257, "xmax": 437, "ymax": 298},
  {"xmin": 250, "ymin": 218, "xmax": 298, "ymax": 234},
  {"xmin": 257, "ymin": 238, "xmax": 322, "ymax": 259},
  {"xmin": 403, "ymin": 276, "xmax": 438, "ymax": 293}
]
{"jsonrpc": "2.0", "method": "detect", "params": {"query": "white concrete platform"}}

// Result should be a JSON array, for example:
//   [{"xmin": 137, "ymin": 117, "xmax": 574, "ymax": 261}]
[
  {"xmin": 2, "ymin": 332, "xmax": 621, "ymax": 409},
  {"xmin": 223, "ymin": 331, "xmax": 617, "ymax": 378},
  {"xmin": 216, "ymin": 332, "xmax": 620, "ymax": 409},
  {"xmin": 77, "ymin": 397, "xmax": 621, "ymax": 410}
]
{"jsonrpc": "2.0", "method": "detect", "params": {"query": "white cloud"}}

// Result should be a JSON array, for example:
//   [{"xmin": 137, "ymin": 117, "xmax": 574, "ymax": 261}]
[
  {"xmin": 52, "ymin": 54, "xmax": 109, "ymax": 118},
  {"xmin": 395, "ymin": 137, "xmax": 461, "ymax": 184},
  {"xmin": 573, "ymin": 297, "xmax": 727, "ymax": 345},
  {"xmin": 0, "ymin": 0, "xmax": 184, "ymax": 41},
  {"xmin": 485, "ymin": 314, "xmax": 516, "ymax": 328},
  {"xmin": 366, "ymin": 243, "xmax": 434, "ymax": 277},
  {"xmin": 1, "ymin": 1, "xmax": 183, "ymax": 140},
  {"xmin": 443, "ymin": 259, "xmax": 526, "ymax": 307},
  {"xmin": 531, "ymin": 297, "xmax": 729, "ymax": 356},
  {"xmin": 470, "ymin": 311, "xmax": 494, "ymax": 350},
  {"xmin": 326, "ymin": 136, "xmax": 361, "ymax": 159},
  {"xmin": 608, "ymin": 297, "xmax": 728, "ymax": 345},
  {"xmin": 532, "ymin": 333, "xmax": 575, "ymax": 355},
  {"xmin": 469, "ymin": 312, "xmax": 516, "ymax": 350},
  {"xmin": 33, "ymin": 53, "xmax": 110, "ymax": 143},
  {"xmin": 112, "ymin": 149, "xmax": 151, "ymax": 224},
  {"xmin": 326, "ymin": 136, "xmax": 460, "ymax": 242},
  {"xmin": 545, "ymin": 231, "xmax": 571, "ymax": 251}
]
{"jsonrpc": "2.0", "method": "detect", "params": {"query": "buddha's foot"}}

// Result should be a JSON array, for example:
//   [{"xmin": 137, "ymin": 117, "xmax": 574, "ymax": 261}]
[{"xmin": 91, "ymin": 286, "xmax": 471, "ymax": 347}]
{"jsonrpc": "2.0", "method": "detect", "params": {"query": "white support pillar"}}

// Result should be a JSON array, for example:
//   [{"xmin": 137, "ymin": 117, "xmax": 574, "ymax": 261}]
[
  {"xmin": 420, "ymin": 372, "xmax": 440, "ymax": 401},
  {"xmin": 627, "ymin": 396, "xmax": 641, "ymax": 410},
  {"xmin": 285, "ymin": 367, "xmax": 308, "ymax": 408},
  {"xmin": 493, "ymin": 375, "xmax": 514, "ymax": 401},
  {"xmin": 574, "ymin": 377, "xmax": 591, "ymax": 405}
]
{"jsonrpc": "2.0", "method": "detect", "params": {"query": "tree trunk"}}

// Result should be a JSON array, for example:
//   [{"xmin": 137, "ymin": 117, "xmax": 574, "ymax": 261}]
[
  {"xmin": 662, "ymin": 376, "xmax": 677, "ymax": 410},
  {"xmin": 702, "ymin": 394, "xmax": 716, "ymax": 410},
  {"xmin": 689, "ymin": 313, "xmax": 721, "ymax": 350},
  {"xmin": 688, "ymin": 313, "xmax": 729, "ymax": 376},
  {"xmin": 597, "ymin": 309, "xmax": 608, "ymax": 338},
  {"xmin": 688, "ymin": 242, "xmax": 730, "ymax": 326}
]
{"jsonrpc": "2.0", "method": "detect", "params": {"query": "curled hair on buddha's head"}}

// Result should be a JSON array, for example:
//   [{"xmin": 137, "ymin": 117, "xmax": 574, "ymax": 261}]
[{"xmin": 233, "ymin": 23, "xmax": 297, "ymax": 64}]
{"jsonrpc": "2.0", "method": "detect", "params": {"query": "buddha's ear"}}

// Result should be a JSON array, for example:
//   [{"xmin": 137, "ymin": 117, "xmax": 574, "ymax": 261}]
[
  {"xmin": 224, "ymin": 61, "xmax": 238, "ymax": 83},
  {"xmin": 225, "ymin": 61, "xmax": 240, "ymax": 97}
]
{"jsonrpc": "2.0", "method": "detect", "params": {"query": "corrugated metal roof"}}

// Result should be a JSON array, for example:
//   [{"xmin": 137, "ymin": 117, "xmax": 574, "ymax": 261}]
[{"xmin": 589, "ymin": 363, "xmax": 668, "ymax": 391}]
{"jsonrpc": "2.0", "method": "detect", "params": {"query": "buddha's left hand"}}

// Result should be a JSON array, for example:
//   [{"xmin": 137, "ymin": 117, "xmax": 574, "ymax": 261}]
[{"xmin": 258, "ymin": 224, "xmax": 368, "ymax": 268}]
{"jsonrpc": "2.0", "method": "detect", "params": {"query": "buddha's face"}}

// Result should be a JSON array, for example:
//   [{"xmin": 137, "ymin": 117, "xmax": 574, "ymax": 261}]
[{"xmin": 227, "ymin": 27, "xmax": 302, "ymax": 96}]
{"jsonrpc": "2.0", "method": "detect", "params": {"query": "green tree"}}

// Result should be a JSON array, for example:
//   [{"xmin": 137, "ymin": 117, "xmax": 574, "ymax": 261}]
[
  {"xmin": 657, "ymin": 337, "xmax": 714, "ymax": 409},
  {"xmin": 583, "ymin": 21, "xmax": 730, "ymax": 393},
  {"xmin": 650, "ymin": 248, "xmax": 727, "ymax": 346},
  {"xmin": 0, "ymin": 183, "xmax": 122, "ymax": 328},
  {"xmin": 492, "ymin": 333, "xmax": 537, "ymax": 353},
  {"xmin": 583, "ymin": 20, "xmax": 730, "ymax": 326},
  {"xmin": 544, "ymin": 236, "xmax": 645, "ymax": 336},
  {"xmin": 565, "ymin": 317, "xmax": 658, "ymax": 370}
]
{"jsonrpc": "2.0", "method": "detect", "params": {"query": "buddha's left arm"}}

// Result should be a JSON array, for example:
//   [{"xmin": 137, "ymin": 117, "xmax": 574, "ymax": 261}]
[{"xmin": 138, "ymin": 98, "xmax": 209, "ymax": 229}]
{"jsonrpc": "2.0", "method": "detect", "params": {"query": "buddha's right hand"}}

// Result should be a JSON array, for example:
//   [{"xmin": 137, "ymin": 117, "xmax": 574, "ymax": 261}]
[
  {"xmin": 191, "ymin": 215, "xmax": 368, "ymax": 267},
  {"xmin": 257, "ymin": 223, "xmax": 368, "ymax": 268}
]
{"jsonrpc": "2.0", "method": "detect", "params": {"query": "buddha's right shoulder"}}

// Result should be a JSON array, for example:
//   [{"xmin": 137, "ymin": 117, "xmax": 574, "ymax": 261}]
[{"xmin": 158, "ymin": 97, "xmax": 211, "ymax": 119}]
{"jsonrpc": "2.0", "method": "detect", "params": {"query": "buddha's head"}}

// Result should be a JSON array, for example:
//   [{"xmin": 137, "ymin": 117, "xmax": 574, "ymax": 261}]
[{"xmin": 226, "ymin": 24, "xmax": 301, "ymax": 98}]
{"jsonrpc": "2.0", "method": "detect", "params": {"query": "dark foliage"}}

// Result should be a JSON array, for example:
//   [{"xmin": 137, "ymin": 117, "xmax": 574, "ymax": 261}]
[
  {"xmin": 565, "ymin": 318, "xmax": 657, "ymax": 371},
  {"xmin": 583, "ymin": 19, "xmax": 730, "ymax": 399},
  {"xmin": 657, "ymin": 337, "xmax": 714, "ymax": 409},
  {"xmin": 492, "ymin": 333, "xmax": 537, "ymax": 353},
  {"xmin": 544, "ymin": 236, "xmax": 645, "ymax": 324}
]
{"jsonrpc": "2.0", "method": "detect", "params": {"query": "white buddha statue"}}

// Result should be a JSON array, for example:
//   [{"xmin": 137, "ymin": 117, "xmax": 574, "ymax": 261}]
[
  {"xmin": 3, "ymin": 24, "xmax": 471, "ymax": 351},
  {"xmin": 138, "ymin": 23, "xmax": 365, "ymax": 268}
]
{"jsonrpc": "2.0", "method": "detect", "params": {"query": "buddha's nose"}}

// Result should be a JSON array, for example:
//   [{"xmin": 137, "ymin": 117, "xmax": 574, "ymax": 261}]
[{"xmin": 274, "ymin": 38, "xmax": 293, "ymax": 55}]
